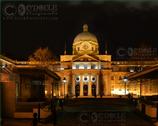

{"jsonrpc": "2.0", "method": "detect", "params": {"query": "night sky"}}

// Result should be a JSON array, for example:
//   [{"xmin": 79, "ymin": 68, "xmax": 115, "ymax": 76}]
[{"xmin": 1, "ymin": 1, "xmax": 158, "ymax": 60}]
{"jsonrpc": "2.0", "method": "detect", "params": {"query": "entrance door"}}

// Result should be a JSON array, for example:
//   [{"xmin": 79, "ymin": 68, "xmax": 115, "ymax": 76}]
[
  {"xmin": 92, "ymin": 84, "xmax": 96, "ymax": 96},
  {"xmin": 75, "ymin": 85, "xmax": 80, "ymax": 97},
  {"xmin": 83, "ymin": 85, "xmax": 88, "ymax": 96},
  {"xmin": 31, "ymin": 80, "xmax": 45, "ymax": 101}
]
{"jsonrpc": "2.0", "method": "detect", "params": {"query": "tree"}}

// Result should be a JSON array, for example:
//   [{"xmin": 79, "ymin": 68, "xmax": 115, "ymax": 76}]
[{"xmin": 28, "ymin": 47, "xmax": 55, "ymax": 63}]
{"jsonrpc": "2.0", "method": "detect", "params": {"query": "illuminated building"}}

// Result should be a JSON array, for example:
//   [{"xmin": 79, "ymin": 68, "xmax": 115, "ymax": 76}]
[
  {"xmin": 0, "ymin": 56, "xmax": 60, "ymax": 118},
  {"xmin": 57, "ymin": 24, "xmax": 111, "ymax": 97},
  {"xmin": 56, "ymin": 24, "xmax": 158, "ymax": 97},
  {"xmin": 0, "ymin": 24, "xmax": 158, "ymax": 101},
  {"xmin": 0, "ymin": 24, "xmax": 158, "ymax": 118}
]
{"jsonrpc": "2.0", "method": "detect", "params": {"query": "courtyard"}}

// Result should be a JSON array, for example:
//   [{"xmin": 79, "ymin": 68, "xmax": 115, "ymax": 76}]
[{"xmin": 3, "ymin": 98, "xmax": 156, "ymax": 126}]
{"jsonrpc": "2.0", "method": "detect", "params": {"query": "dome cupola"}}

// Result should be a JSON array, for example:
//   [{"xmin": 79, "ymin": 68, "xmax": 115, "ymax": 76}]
[{"xmin": 73, "ymin": 24, "xmax": 99, "ymax": 55}]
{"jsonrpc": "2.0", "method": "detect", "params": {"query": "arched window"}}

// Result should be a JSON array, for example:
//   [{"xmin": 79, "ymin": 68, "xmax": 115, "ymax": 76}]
[{"xmin": 92, "ymin": 47, "xmax": 94, "ymax": 51}]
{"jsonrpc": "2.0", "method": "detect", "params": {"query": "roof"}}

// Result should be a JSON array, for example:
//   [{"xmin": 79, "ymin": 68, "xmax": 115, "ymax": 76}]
[
  {"xmin": 128, "ymin": 64, "xmax": 158, "ymax": 79},
  {"xmin": 72, "ymin": 54, "xmax": 100, "ymax": 62},
  {"xmin": 73, "ymin": 24, "xmax": 98, "ymax": 45},
  {"xmin": 13, "ymin": 66, "xmax": 60, "ymax": 80}
]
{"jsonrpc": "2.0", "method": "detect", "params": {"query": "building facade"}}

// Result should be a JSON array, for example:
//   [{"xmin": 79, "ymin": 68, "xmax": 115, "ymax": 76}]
[
  {"xmin": 1, "ymin": 24, "xmax": 158, "ymax": 120},
  {"xmin": 55, "ymin": 24, "xmax": 158, "ymax": 98},
  {"xmin": 0, "ymin": 55, "xmax": 60, "ymax": 118},
  {"xmin": 57, "ymin": 24, "xmax": 111, "ymax": 97},
  {"xmin": 0, "ymin": 24, "xmax": 158, "ymax": 101}
]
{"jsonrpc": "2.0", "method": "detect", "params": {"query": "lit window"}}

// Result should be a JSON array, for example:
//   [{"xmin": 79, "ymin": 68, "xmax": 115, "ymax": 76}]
[
  {"xmin": 84, "ymin": 64, "xmax": 87, "ymax": 69},
  {"xmin": 87, "ymin": 64, "xmax": 91, "ymax": 69},
  {"xmin": 79, "ymin": 65, "xmax": 84, "ymax": 69},
  {"xmin": 130, "ymin": 69, "xmax": 134, "ymax": 72},
  {"xmin": 129, "ymin": 68, "xmax": 134, "ymax": 72},
  {"xmin": 72, "ymin": 65, "xmax": 76, "ymax": 69},
  {"xmin": 60, "ymin": 67, "xmax": 64, "ymax": 70},
  {"xmin": 76, "ymin": 64, "xmax": 79, "ymax": 69}
]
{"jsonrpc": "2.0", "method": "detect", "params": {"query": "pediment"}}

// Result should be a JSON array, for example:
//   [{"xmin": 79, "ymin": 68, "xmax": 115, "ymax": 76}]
[{"xmin": 72, "ymin": 54, "xmax": 100, "ymax": 62}]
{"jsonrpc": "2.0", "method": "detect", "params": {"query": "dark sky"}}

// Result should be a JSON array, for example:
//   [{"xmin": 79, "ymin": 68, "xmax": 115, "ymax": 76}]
[{"xmin": 1, "ymin": 1, "xmax": 158, "ymax": 60}]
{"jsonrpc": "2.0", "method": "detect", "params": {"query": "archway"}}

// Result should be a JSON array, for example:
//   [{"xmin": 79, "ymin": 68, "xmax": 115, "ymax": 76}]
[
  {"xmin": 83, "ymin": 85, "xmax": 88, "ymax": 96},
  {"xmin": 92, "ymin": 84, "xmax": 96, "ymax": 96},
  {"xmin": 75, "ymin": 85, "xmax": 80, "ymax": 97}
]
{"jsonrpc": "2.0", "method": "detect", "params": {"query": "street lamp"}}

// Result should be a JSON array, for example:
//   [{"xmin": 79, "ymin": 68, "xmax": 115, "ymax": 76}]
[
  {"xmin": 0, "ymin": 64, "xmax": 6, "ymax": 71},
  {"xmin": 123, "ymin": 76, "xmax": 128, "ymax": 95},
  {"xmin": 63, "ymin": 77, "xmax": 67, "ymax": 99},
  {"xmin": 2, "ymin": 64, "xmax": 6, "ymax": 69}
]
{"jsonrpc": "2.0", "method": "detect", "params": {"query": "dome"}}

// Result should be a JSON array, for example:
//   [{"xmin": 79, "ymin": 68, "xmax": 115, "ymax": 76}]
[{"xmin": 73, "ymin": 24, "xmax": 98, "ymax": 45}]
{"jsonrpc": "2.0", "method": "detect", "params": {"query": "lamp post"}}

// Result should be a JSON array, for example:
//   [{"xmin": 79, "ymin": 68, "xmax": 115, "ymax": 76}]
[
  {"xmin": 123, "ymin": 76, "xmax": 128, "ymax": 96},
  {"xmin": 0, "ymin": 64, "xmax": 6, "ymax": 71},
  {"xmin": 63, "ymin": 77, "xmax": 67, "ymax": 99}
]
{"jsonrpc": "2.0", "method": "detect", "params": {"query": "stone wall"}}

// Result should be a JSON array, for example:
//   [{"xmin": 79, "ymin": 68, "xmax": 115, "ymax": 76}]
[{"xmin": 2, "ymin": 81, "xmax": 16, "ymax": 118}]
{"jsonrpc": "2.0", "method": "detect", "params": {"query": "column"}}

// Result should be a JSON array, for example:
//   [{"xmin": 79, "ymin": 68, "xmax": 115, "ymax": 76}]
[
  {"xmin": 106, "ymin": 71, "xmax": 111, "ymax": 96},
  {"xmin": 96, "ymin": 75, "xmax": 99, "ymax": 96},
  {"xmin": 104, "ymin": 75, "xmax": 107, "ymax": 96},
  {"xmin": 88, "ymin": 79, "xmax": 91, "ymax": 96},
  {"xmin": 105, "ymin": 76, "xmax": 109, "ymax": 96},
  {"xmin": 80, "ymin": 75, "xmax": 83, "ymax": 96},
  {"xmin": 72, "ymin": 75, "xmax": 75, "ymax": 96},
  {"xmin": 61, "ymin": 83, "xmax": 64, "ymax": 97},
  {"xmin": 65, "ymin": 76, "xmax": 68, "ymax": 96}
]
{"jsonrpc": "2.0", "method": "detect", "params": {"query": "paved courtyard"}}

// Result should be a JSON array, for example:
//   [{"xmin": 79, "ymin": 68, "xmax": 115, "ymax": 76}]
[{"xmin": 3, "ymin": 98, "xmax": 157, "ymax": 126}]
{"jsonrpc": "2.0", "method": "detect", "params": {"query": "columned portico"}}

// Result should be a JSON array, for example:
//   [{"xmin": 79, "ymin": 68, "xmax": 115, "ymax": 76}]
[
  {"xmin": 72, "ymin": 75, "xmax": 75, "ymax": 96},
  {"xmin": 72, "ymin": 74, "xmax": 99, "ymax": 97},
  {"xmin": 96, "ymin": 75, "xmax": 99, "ymax": 95},
  {"xmin": 60, "ymin": 24, "xmax": 112, "ymax": 98}
]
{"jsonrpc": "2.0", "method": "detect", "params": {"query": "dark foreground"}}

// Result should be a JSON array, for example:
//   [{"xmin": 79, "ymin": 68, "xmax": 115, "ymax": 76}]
[{"xmin": 2, "ymin": 98, "xmax": 156, "ymax": 126}]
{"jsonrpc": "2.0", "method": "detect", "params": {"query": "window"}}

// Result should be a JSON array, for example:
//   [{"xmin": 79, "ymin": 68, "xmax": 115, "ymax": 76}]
[
  {"xmin": 76, "ymin": 64, "xmax": 79, "ymax": 69},
  {"xmin": 91, "ymin": 64, "xmax": 96, "ymax": 69},
  {"xmin": 91, "ymin": 77, "xmax": 96, "ymax": 82},
  {"xmin": 83, "ymin": 76, "xmax": 89, "ymax": 82},
  {"xmin": 76, "ymin": 76, "xmax": 80, "ymax": 82},
  {"xmin": 31, "ymin": 80, "xmax": 45, "ymax": 100},
  {"xmin": 84, "ymin": 64, "xmax": 87, "ymax": 69},
  {"xmin": 92, "ymin": 47, "xmax": 94, "ymax": 51},
  {"xmin": 129, "ymin": 68, "xmax": 134, "ymax": 72}
]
